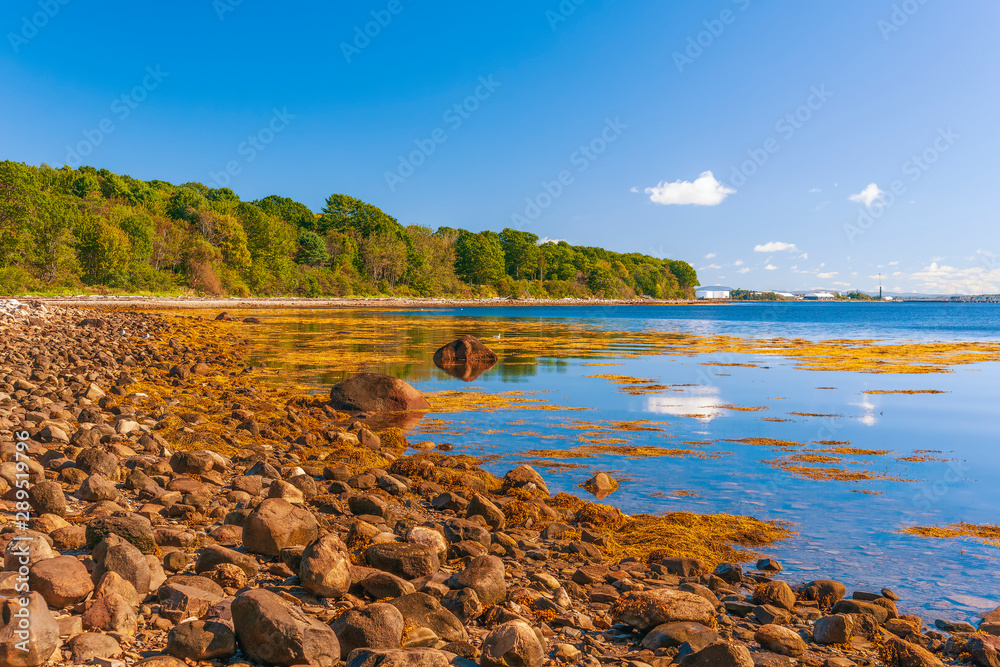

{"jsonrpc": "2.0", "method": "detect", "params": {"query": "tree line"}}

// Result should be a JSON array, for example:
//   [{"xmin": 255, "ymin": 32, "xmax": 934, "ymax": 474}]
[{"xmin": 0, "ymin": 161, "xmax": 698, "ymax": 299}]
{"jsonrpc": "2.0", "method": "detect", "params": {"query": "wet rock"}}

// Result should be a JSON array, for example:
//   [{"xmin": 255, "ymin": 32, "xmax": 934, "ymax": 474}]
[
  {"xmin": 242, "ymin": 498, "xmax": 319, "ymax": 556},
  {"xmin": 614, "ymin": 588, "xmax": 716, "ymax": 631},
  {"xmin": 231, "ymin": 588, "xmax": 340, "ymax": 667},
  {"xmin": 583, "ymin": 471, "xmax": 618, "ymax": 499},
  {"xmin": 329, "ymin": 372, "xmax": 431, "ymax": 412},
  {"xmin": 480, "ymin": 620, "xmax": 545, "ymax": 667},
  {"xmin": 166, "ymin": 620, "xmax": 237, "ymax": 661},
  {"xmin": 814, "ymin": 614, "xmax": 854, "ymax": 644},
  {"xmin": 331, "ymin": 603, "xmax": 405, "ymax": 659},
  {"xmin": 753, "ymin": 580, "xmax": 796, "ymax": 611},
  {"xmin": 500, "ymin": 464, "xmax": 549, "ymax": 496},
  {"xmin": 832, "ymin": 598, "xmax": 889, "ymax": 623},
  {"xmin": 29, "ymin": 555, "xmax": 94, "ymax": 608},
  {"xmin": 964, "ymin": 634, "xmax": 1000, "ymax": 667},
  {"xmin": 800, "ymin": 579, "xmax": 847, "ymax": 605},
  {"xmin": 433, "ymin": 336, "xmax": 498, "ymax": 382}
]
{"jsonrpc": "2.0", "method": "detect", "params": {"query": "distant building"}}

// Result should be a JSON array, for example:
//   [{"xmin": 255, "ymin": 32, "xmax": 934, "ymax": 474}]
[
  {"xmin": 803, "ymin": 292, "xmax": 835, "ymax": 301},
  {"xmin": 774, "ymin": 292, "xmax": 798, "ymax": 299},
  {"xmin": 695, "ymin": 286, "xmax": 732, "ymax": 300}
]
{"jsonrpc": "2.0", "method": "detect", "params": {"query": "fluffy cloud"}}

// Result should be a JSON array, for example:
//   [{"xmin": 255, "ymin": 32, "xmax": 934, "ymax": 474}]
[
  {"xmin": 848, "ymin": 183, "xmax": 884, "ymax": 208},
  {"xmin": 910, "ymin": 261, "xmax": 1000, "ymax": 294},
  {"xmin": 754, "ymin": 241, "xmax": 798, "ymax": 253},
  {"xmin": 737, "ymin": 267, "xmax": 750, "ymax": 274},
  {"xmin": 705, "ymin": 253, "xmax": 716, "ymax": 259},
  {"xmin": 734, "ymin": 259, "xmax": 744, "ymax": 266},
  {"xmin": 645, "ymin": 171, "xmax": 735, "ymax": 206},
  {"xmin": 699, "ymin": 264, "xmax": 721, "ymax": 270},
  {"xmin": 764, "ymin": 264, "xmax": 778, "ymax": 271},
  {"xmin": 817, "ymin": 272, "xmax": 837, "ymax": 279}
]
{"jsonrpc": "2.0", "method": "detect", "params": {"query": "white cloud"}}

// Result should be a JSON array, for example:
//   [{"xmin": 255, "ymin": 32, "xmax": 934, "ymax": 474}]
[
  {"xmin": 764, "ymin": 264, "xmax": 778, "ymax": 271},
  {"xmin": 645, "ymin": 171, "xmax": 735, "ymax": 206},
  {"xmin": 737, "ymin": 267, "xmax": 750, "ymax": 274},
  {"xmin": 809, "ymin": 187, "xmax": 822, "ymax": 193},
  {"xmin": 629, "ymin": 187, "xmax": 639, "ymax": 193},
  {"xmin": 848, "ymin": 183, "xmax": 885, "ymax": 208},
  {"xmin": 817, "ymin": 272, "xmax": 837, "ymax": 279},
  {"xmin": 538, "ymin": 237, "xmax": 566, "ymax": 244},
  {"xmin": 754, "ymin": 241, "xmax": 799, "ymax": 253},
  {"xmin": 798, "ymin": 253, "xmax": 809, "ymax": 260},
  {"xmin": 699, "ymin": 264, "xmax": 721, "ymax": 270},
  {"xmin": 704, "ymin": 253, "xmax": 716, "ymax": 259},
  {"xmin": 833, "ymin": 281, "xmax": 851, "ymax": 287},
  {"xmin": 910, "ymin": 261, "xmax": 1000, "ymax": 294},
  {"xmin": 733, "ymin": 259, "xmax": 744, "ymax": 266}
]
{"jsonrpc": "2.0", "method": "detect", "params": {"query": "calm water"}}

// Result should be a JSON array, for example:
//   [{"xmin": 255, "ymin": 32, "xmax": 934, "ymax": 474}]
[{"xmin": 241, "ymin": 302, "xmax": 1000, "ymax": 621}]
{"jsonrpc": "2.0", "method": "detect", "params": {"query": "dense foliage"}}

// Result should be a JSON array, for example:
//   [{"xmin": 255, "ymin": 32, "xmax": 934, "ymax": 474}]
[{"xmin": 0, "ymin": 161, "xmax": 698, "ymax": 299}]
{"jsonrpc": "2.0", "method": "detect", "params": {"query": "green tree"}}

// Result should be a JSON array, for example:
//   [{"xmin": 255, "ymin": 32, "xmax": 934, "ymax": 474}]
[
  {"xmin": 499, "ymin": 228, "xmax": 539, "ymax": 279},
  {"xmin": 256, "ymin": 195, "xmax": 316, "ymax": 230},
  {"xmin": 455, "ymin": 231, "xmax": 504, "ymax": 285},
  {"xmin": 295, "ymin": 231, "xmax": 330, "ymax": 266}
]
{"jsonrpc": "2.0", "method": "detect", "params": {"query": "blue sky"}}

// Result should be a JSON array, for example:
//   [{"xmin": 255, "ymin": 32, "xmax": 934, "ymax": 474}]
[{"xmin": 2, "ymin": 0, "xmax": 998, "ymax": 293}]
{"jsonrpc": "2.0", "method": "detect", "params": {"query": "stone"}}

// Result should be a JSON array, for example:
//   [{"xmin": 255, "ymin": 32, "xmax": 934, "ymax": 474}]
[
  {"xmin": 242, "ymin": 498, "xmax": 319, "ymax": 556},
  {"xmin": 641, "ymin": 621, "xmax": 719, "ymax": 651},
  {"xmin": 86, "ymin": 512, "xmax": 158, "ymax": 553},
  {"xmin": 331, "ymin": 603, "xmax": 405, "ymax": 659},
  {"xmin": 68, "ymin": 633, "xmax": 122, "ymax": 663},
  {"xmin": 82, "ymin": 592, "xmax": 138, "ymax": 634},
  {"xmin": 4, "ymin": 534, "xmax": 54, "ymax": 570},
  {"xmin": 446, "ymin": 554, "xmax": 507, "ymax": 605},
  {"xmin": 366, "ymin": 542, "xmax": 440, "ymax": 580},
  {"xmin": 583, "ymin": 472, "xmax": 618, "ymax": 499},
  {"xmin": 194, "ymin": 544, "xmax": 260, "ymax": 578},
  {"xmin": 964, "ymin": 634, "xmax": 1000, "ymax": 667},
  {"xmin": 0, "ymin": 593, "xmax": 60, "ymax": 667},
  {"xmin": 441, "ymin": 587, "xmax": 484, "ymax": 624},
  {"xmin": 92, "ymin": 533, "xmax": 151, "ymax": 595},
  {"xmin": 29, "ymin": 555, "xmax": 94, "ymax": 608},
  {"xmin": 329, "ymin": 372, "xmax": 431, "ymax": 412},
  {"xmin": 345, "ymin": 648, "xmax": 450, "ymax": 667},
  {"xmin": 166, "ymin": 620, "xmax": 237, "ymax": 661},
  {"xmin": 433, "ymin": 335, "xmax": 498, "ymax": 367},
  {"xmin": 231, "ymin": 589, "xmax": 340, "ymax": 667},
  {"xmin": 76, "ymin": 447, "xmax": 119, "ymax": 479},
  {"xmin": 831, "ymin": 599, "xmax": 889, "ymax": 623},
  {"xmin": 813, "ymin": 614, "xmax": 853, "ymax": 644},
  {"xmin": 28, "ymin": 480, "xmax": 66, "ymax": 517},
  {"xmin": 360, "ymin": 572, "xmax": 416, "ymax": 599},
  {"xmin": 388, "ymin": 592, "xmax": 467, "ymax": 642},
  {"xmin": 753, "ymin": 580, "xmax": 796, "ymax": 611},
  {"xmin": 660, "ymin": 557, "xmax": 706, "ymax": 577},
  {"xmin": 466, "ymin": 494, "xmax": 505, "ymax": 530},
  {"xmin": 95, "ymin": 571, "xmax": 141, "ymax": 607},
  {"xmin": 158, "ymin": 582, "xmax": 223, "ymax": 622},
  {"xmin": 500, "ymin": 464, "xmax": 550, "ymax": 496},
  {"xmin": 755, "ymin": 624, "xmax": 807, "ymax": 657},
  {"xmin": 613, "ymin": 588, "xmax": 717, "ymax": 631},
  {"xmin": 800, "ymin": 580, "xmax": 847, "ymax": 605},
  {"xmin": 883, "ymin": 637, "xmax": 943, "ymax": 667},
  {"xmin": 300, "ymin": 532, "xmax": 352, "ymax": 598},
  {"xmin": 679, "ymin": 641, "xmax": 754, "ymax": 667},
  {"xmin": 78, "ymin": 473, "xmax": 119, "ymax": 501},
  {"xmin": 480, "ymin": 620, "xmax": 545, "ymax": 667}
]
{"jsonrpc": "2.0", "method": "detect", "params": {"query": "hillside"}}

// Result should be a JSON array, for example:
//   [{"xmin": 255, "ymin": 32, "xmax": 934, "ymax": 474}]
[{"xmin": 0, "ymin": 161, "xmax": 697, "ymax": 299}]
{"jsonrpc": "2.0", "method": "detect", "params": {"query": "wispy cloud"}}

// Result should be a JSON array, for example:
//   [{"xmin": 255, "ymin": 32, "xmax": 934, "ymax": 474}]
[
  {"xmin": 817, "ymin": 271, "xmax": 837, "ymax": 279},
  {"xmin": 764, "ymin": 264, "xmax": 778, "ymax": 271},
  {"xmin": 734, "ymin": 259, "xmax": 744, "ymax": 266},
  {"xmin": 705, "ymin": 253, "xmax": 716, "ymax": 259},
  {"xmin": 645, "ymin": 171, "xmax": 735, "ymax": 206},
  {"xmin": 910, "ymin": 261, "xmax": 1000, "ymax": 294},
  {"xmin": 754, "ymin": 241, "xmax": 798, "ymax": 253},
  {"xmin": 809, "ymin": 187, "xmax": 822, "ymax": 193},
  {"xmin": 848, "ymin": 183, "xmax": 884, "ymax": 208},
  {"xmin": 737, "ymin": 267, "xmax": 750, "ymax": 274},
  {"xmin": 699, "ymin": 263, "xmax": 722, "ymax": 270}
]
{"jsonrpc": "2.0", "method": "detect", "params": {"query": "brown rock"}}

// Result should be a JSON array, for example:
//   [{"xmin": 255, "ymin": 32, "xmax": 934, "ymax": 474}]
[
  {"xmin": 242, "ymin": 498, "xmax": 319, "ymax": 556},
  {"xmin": 29, "ymin": 555, "xmax": 94, "ymax": 608},
  {"xmin": 613, "ymin": 588, "xmax": 716, "ymax": 631},
  {"xmin": 231, "ymin": 589, "xmax": 340, "ymax": 667},
  {"xmin": 329, "ymin": 372, "xmax": 431, "ymax": 412}
]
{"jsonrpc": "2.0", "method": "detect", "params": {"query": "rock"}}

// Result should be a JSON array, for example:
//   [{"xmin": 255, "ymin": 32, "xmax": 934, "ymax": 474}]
[
  {"xmin": 366, "ymin": 542, "xmax": 440, "ymax": 580},
  {"xmin": 300, "ymin": 532, "xmax": 352, "ymax": 598},
  {"xmin": 883, "ymin": 637, "xmax": 943, "ymax": 666},
  {"xmin": 583, "ymin": 471, "xmax": 618, "ymax": 499},
  {"xmin": 441, "ymin": 587, "xmax": 484, "ymax": 623},
  {"xmin": 242, "ymin": 498, "xmax": 319, "ymax": 556},
  {"xmin": 713, "ymin": 562, "xmax": 743, "ymax": 583},
  {"xmin": 800, "ymin": 580, "xmax": 847, "ymax": 605},
  {"xmin": 964, "ymin": 634, "xmax": 1000, "ymax": 667},
  {"xmin": 679, "ymin": 641, "xmax": 755, "ymax": 667},
  {"xmin": 831, "ymin": 599, "xmax": 888, "ymax": 623},
  {"xmin": 331, "ymin": 603, "xmax": 405, "ymax": 659},
  {"xmin": 755, "ymin": 624, "xmax": 807, "ymax": 657},
  {"xmin": 757, "ymin": 558, "xmax": 783, "ymax": 572},
  {"xmin": 345, "ymin": 648, "xmax": 451, "ymax": 667},
  {"xmin": 68, "ymin": 633, "xmax": 122, "ymax": 663},
  {"xmin": 76, "ymin": 447, "xmax": 119, "ymax": 478},
  {"xmin": 445, "ymin": 555, "xmax": 506, "ymax": 605},
  {"xmin": 158, "ymin": 582, "xmax": 224, "ymax": 622},
  {"xmin": 28, "ymin": 480, "xmax": 66, "ymax": 517},
  {"xmin": 95, "ymin": 571, "xmax": 141, "ymax": 607},
  {"xmin": 78, "ymin": 473, "xmax": 119, "ymax": 501},
  {"xmin": 613, "ymin": 588, "xmax": 716, "ymax": 631},
  {"xmin": 500, "ymin": 464, "xmax": 550, "ymax": 496},
  {"xmin": 406, "ymin": 526, "xmax": 448, "ymax": 557},
  {"xmin": 4, "ymin": 533, "xmax": 54, "ymax": 570},
  {"xmin": 641, "ymin": 621, "xmax": 719, "ymax": 650},
  {"xmin": 480, "ymin": 620, "xmax": 545, "ymax": 667},
  {"xmin": 814, "ymin": 614, "xmax": 854, "ymax": 644},
  {"xmin": 0, "ymin": 592, "xmax": 60, "ymax": 667},
  {"xmin": 660, "ymin": 557, "xmax": 706, "ymax": 577},
  {"xmin": 29, "ymin": 555, "xmax": 94, "ymax": 608},
  {"xmin": 329, "ymin": 372, "xmax": 431, "ymax": 412},
  {"xmin": 433, "ymin": 335, "xmax": 498, "ymax": 366},
  {"xmin": 466, "ymin": 494, "xmax": 505, "ymax": 530},
  {"xmin": 166, "ymin": 620, "xmax": 237, "ymax": 661},
  {"xmin": 753, "ymin": 580, "xmax": 796, "ymax": 611},
  {"xmin": 194, "ymin": 544, "xmax": 260, "ymax": 578},
  {"xmin": 232, "ymin": 589, "xmax": 340, "ymax": 667},
  {"xmin": 82, "ymin": 592, "xmax": 138, "ymax": 633},
  {"xmin": 86, "ymin": 512, "xmax": 157, "ymax": 553},
  {"xmin": 388, "ymin": 593, "xmax": 467, "ymax": 642},
  {"xmin": 92, "ymin": 533, "xmax": 151, "ymax": 595},
  {"xmin": 360, "ymin": 572, "xmax": 416, "ymax": 599}
]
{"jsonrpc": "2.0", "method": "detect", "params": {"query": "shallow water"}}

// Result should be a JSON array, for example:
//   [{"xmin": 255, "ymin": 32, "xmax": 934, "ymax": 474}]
[{"xmin": 233, "ymin": 302, "xmax": 1000, "ymax": 621}]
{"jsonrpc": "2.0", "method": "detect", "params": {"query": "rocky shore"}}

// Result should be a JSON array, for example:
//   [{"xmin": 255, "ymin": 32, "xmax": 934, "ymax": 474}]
[{"xmin": 0, "ymin": 300, "xmax": 996, "ymax": 667}]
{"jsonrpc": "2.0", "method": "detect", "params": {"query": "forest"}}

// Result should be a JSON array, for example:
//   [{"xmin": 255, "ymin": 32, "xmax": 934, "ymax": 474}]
[{"xmin": 0, "ymin": 161, "xmax": 698, "ymax": 299}]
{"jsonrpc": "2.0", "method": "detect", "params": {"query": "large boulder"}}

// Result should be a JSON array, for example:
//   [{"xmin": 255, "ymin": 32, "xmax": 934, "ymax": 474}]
[
  {"xmin": 432, "ymin": 336, "xmax": 498, "ymax": 381},
  {"xmin": 679, "ymin": 641, "xmax": 754, "ymax": 667},
  {"xmin": 480, "ymin": 620, "xmax": 545, "ymax": 667},
  {"xmin": 446, "ymin": 555, "xmax": 506, "ymax": 605},
  {"xmin": 92, "ymin": 533, "xmax": 152, "ymax": 596},
  {"xmin": 29, "ymin": 555, "xmax": 94, "ymax": 608},
  {"xmin": 167, "ymin": 620, "xmax": 237, "ymax": 661},
  {"xmin": 613, "ymin": 588, "xmax": 716, "ymax": 631},
  {"xmin": 388, "ymin": 593, "xmax": 467, "ymax": 643},
  {"xmin": 299, "ymin": 533, "xmax": 352, "ymax": 598},
  {"xmin": 231, "ymin": 589, "xmax": 340, "ymax": 667},
  {"xmin": 242, "ymin": 498, "xmax": 319, "ymax": 556},
  {"xmin": 0, "ymin": 593, "xmax": 60, "ymax": 667},
  {"xmin": 329, "ymin": 373, "xmax": 430, "ymax": 412},
  {"xmin": 365, "ymin": 542, "xmax": 439, "ymax": 580}
]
